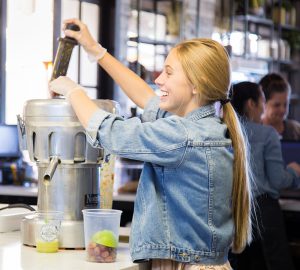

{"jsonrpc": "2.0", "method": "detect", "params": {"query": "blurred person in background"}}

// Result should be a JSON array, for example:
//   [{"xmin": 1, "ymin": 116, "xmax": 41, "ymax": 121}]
[
  {"xmin": 259, "ymin": 73, "xmax": 300, "ymax": 141},
  {"xmin": 230, "ymin": 81, "xmax": 300, "ymax": 270}
]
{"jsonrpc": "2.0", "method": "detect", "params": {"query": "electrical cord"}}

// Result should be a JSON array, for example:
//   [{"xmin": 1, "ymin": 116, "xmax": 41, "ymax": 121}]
[{"xmin": 0, "ymin": 203, "xmax": 35, "ymax": 211}]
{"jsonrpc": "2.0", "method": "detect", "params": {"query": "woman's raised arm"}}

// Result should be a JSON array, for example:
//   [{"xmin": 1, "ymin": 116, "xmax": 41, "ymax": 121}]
[{"xmin": 63, "ymin": 18, "xmax": 155, "ymax": 109}]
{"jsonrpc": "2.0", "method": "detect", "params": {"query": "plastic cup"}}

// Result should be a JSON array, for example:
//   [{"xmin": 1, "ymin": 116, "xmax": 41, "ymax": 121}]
[
  {"xmin": 34, "ymin": 211, "xmax": 63, "ymax": 253},
  {"xmin": 82, "ymin": 209, "xmax": 122, "ymax": 263}
]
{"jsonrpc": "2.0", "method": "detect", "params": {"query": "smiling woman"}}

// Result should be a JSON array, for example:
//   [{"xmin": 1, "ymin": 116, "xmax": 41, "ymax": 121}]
[
  {"xmin": 48, "ymin": 18, "xmax": 254, "ymax": 269},
  {"xmin": 259, "ymin": 73, "xmax": 300, "ymax": 141}
]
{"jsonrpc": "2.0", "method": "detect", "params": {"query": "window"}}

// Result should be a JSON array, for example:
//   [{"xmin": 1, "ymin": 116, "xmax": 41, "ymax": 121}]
[
  {"xmin": 3, "ymin": 0, "xmax": 101, "ymax": 124},
  {"xmin": 5, "ymin": 0, "xmax": 54, "ymax": 124}
]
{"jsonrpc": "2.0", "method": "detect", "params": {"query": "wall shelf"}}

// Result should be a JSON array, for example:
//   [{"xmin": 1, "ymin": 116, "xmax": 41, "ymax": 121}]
[
  {"xmin": 234, "ymin": 14, "xmax": 274, "ymax": 26},
  {"xmin": 128, "ymin": 36, "xmax": 177, "ymax": 46}
]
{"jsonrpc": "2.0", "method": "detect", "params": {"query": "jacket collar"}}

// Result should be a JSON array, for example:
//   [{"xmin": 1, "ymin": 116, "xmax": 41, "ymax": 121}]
[{"xmin": 185, "ymin": 104, "xmax": 216, "ymax": 121}]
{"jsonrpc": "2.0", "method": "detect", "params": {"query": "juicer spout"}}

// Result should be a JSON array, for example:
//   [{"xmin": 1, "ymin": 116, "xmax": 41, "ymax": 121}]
[{"xmin": 43, "ymin": 156, "xmax": 61, "ymax": 182}]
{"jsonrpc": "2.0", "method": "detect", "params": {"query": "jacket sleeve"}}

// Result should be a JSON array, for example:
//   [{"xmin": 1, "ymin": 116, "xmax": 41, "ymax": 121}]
[
  {"xmin": 264, "ymin": 127, "xmax": 300, "ymax": 189},
  {"xmin": 141, "ymin": 95, "xmax": 171, "ymax": 122},
  {"xmin": 85, "ymin": 108, "xmax": 188, "ymax": 167}
]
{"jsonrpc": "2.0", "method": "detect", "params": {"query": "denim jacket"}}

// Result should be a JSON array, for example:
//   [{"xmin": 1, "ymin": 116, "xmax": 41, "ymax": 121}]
[
  {"xmin": 86, "ymin": 96, "xmax": 234, "ymax": 265},
  {"xmin": 243, "ymin": 120, "xmax": 300, "ymax": 199}
]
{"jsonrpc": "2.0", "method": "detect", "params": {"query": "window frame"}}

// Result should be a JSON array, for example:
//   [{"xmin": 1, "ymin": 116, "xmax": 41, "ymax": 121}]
[{"xmin": 0, "ymin": 0, "xmax": 7, "ymax": 123}]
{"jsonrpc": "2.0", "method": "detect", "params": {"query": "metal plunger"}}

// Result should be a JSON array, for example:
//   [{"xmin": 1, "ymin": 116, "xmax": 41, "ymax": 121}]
[{"xmin": 51, "ymin": 23, "xmax": 80, "ymax": 81}]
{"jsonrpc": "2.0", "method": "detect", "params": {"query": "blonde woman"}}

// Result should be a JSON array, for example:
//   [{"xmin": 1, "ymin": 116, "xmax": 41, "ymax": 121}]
[{"xmin": 49, "ymin": 19, "xmax": 253, "ymax": 270}]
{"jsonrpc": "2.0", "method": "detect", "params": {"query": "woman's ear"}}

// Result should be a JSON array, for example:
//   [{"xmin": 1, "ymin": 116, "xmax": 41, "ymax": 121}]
[
  {"xmin": 248, "ymin": 99, "xmax": 257, "ymax": 109},
  {"xmin": 245, "ymin": 99, "xmax": 256, "ymax": 119}
]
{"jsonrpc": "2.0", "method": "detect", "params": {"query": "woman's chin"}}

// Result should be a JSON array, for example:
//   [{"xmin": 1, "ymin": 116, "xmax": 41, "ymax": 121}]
[
  {"xmin": 275, "ymin": 116, "xmax": 285, "ymax": 122},
  {"xmin": 159, "ymin": 100, "xmax": 169, "ymax": 110}
]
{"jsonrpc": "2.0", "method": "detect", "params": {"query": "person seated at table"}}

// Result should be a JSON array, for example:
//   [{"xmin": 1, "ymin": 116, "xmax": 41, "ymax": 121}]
[
  {"xmin": 259, "ymin": 73, "xmax": 300, "ymax": 141},
  {"xmin": 229, "ymin": 81, "xmax": 300, "ymax": 270}
]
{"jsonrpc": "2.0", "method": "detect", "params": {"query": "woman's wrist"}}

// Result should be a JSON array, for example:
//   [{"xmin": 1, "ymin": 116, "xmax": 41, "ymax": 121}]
[
  {"xmin": 66, "ymin": 87, "xmax": 86, "ymax": 101},
  {"xmin": 86, "ymin": 43, "xmax": 107, "ymax": 63}
]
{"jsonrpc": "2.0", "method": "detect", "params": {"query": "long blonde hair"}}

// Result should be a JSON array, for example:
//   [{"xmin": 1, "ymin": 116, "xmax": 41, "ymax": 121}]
[{"xmin": 175, "ymin": 38, "xmax": 252, "ymax": 253}]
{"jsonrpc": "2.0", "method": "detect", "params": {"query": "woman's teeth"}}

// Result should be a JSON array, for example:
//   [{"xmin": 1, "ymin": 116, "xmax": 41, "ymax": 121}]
[{"xmin": 157, "ymin": 90, "xmax": 169, "ymax": 97}]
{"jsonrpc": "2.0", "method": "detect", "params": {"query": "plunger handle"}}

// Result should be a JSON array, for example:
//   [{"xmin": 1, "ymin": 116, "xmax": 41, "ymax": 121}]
[{"xmin": 50, "ymin": 23, "xmax": 80, "ymax": 89}]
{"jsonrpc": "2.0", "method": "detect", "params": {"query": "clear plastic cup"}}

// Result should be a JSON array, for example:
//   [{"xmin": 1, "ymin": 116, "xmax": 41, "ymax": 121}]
[
  {"xmin": 82, "ymin": 209, "xmax": 122, "ymax": 263},
  {"xmin": 35, "ymin": 211, "xmax": 63, "ymax": 253}
]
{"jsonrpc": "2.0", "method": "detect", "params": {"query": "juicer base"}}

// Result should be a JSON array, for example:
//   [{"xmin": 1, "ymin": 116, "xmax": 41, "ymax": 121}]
[{"xmin": 20, "ymin": 213, "xmax": 85, "ymax": 249}]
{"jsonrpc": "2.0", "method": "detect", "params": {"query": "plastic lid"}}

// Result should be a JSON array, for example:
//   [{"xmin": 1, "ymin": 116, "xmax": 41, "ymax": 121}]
[{"xmin": 23, "ymin": 99, "xmax": 119, "ymax": 118}]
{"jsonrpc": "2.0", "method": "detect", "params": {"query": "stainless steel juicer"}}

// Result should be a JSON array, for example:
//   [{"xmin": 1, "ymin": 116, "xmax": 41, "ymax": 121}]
[{"xmin": 18, "ymin": 98, "xmax": 119, "ymax": 248}]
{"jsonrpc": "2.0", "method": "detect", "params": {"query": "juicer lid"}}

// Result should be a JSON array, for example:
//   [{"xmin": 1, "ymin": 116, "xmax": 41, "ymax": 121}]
[{"xmin": 23, "ymin": 99, "xmax": 119, "ymax": 117}]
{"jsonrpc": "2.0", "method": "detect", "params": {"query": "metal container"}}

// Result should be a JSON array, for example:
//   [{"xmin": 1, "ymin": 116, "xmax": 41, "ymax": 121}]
[{"xmin": 19, "ymin": 99, "xmax": 117, "ymax": 164}]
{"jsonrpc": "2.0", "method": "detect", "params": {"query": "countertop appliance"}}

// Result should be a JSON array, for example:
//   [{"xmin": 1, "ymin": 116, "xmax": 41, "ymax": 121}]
[
  {"xmin": 17, "ymin": 98, "xmax": 119, "ymax": 248},
  {"xmin": 16, "ymin": 23, "xmax": 119, "ymax": 249}
]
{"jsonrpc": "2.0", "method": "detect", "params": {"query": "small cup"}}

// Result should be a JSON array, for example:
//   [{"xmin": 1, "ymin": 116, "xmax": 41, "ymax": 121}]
[
  {"xmin": 82, "ymin": 209, "xmax": 122, "ymax": 263},
  {"xmin": 35, "ymin": 211, "xmax": 63, "ymax": 253}
]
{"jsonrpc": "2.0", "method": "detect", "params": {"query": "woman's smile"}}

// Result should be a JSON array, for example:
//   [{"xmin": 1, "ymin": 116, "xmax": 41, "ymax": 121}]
[{"xmin": 159, "ymin": 89, "xmax": 169, "ymax": 102}]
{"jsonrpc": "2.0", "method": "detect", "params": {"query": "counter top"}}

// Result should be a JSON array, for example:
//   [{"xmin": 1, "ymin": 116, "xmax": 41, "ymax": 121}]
[
  {"xmin": 2, "ymin": 185, "xmax": 300, "ymax": 212},
  {"xmin": 0, "ymin": 231, "xmax": 145, "ymax": 270},
  {"xmin": 279, "ymin": 198, "xmax": 300, "ymax": 212},
  {"xmin": 0, "ymin": 185, "xmax": 136, "ymax": 202},
  {"xmin": 0, "ymin": 186, "xmax": 38, "ymax": 197}
]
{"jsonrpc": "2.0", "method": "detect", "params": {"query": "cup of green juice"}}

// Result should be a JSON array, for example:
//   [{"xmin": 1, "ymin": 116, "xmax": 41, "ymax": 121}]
[
  {"xmin": 35, "ymin": 211, "xmax": 64, "ymax": 253},
  {"xmin": 82, "ymin": 209, "xmax": 122, "ymax": 262}
]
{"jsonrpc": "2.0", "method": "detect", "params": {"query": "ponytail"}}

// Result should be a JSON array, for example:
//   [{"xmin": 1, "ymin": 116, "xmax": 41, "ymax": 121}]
[{"xmin": 222, "ymin": 102, "xmax": 253, "ymax": 253}]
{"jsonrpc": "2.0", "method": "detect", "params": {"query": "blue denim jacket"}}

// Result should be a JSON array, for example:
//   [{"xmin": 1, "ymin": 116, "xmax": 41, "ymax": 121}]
[
  {"xmin": 243, "ymin": 120, "xmax": 299, "ymax": 199},
  {"xmin": 86, "ymin": 96, "xmax": 234, "ymax": 265}
]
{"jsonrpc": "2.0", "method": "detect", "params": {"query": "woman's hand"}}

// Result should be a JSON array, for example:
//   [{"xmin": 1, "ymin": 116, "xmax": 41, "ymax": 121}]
[
  {"xmin": 63, "ymin": 18, "xmax": 107, "ymax": 62},
  {"xmin": 49, "ymin": 76, "xmax": 84, "ymax": 100},
  {"xmin": 61, "ymin": 19, "xmax": 155, "ymax": 108},
  {"xmin": 50, "ymin": 76, "xmax": 98, "ymax": 128},
  {"xmin": 287, "ymin": 162, "xmax": 300, "ymax": 177}
]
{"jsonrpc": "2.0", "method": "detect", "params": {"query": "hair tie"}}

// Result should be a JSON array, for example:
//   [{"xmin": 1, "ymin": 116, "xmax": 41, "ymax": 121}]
[{"xmin": 220, "ymin": 98, "xmax": 230, "ymax": 106}]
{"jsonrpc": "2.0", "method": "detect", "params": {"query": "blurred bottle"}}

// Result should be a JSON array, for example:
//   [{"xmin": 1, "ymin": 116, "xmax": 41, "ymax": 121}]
[{"xmin": 100, "ymin": 153, "xmax": 116, "ymax": 209}]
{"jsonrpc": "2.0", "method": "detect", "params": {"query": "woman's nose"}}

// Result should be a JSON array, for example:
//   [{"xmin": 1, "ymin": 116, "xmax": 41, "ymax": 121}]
[{"xmin": 154, "ymin": 73, "xmax": 163, "ymax": 86}]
